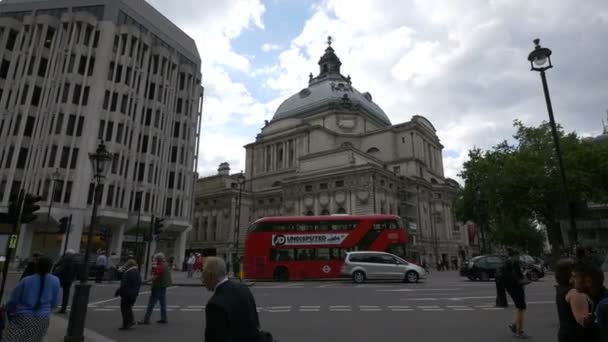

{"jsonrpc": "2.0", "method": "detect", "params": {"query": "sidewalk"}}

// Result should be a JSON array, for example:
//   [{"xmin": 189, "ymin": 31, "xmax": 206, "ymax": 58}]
[{"xmin": 43, "ymin": 314, "xmax": 115, "ymax": 342}]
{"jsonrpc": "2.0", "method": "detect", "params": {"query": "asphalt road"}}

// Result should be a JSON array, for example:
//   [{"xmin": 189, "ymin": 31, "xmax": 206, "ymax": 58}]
[{"xmin": 70, "ymin": 271, "xmax": 559, "ymax": 342}]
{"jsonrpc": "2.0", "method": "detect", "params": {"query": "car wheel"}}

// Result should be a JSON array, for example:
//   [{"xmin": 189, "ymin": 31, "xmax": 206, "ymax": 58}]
[
  {"xmin": 528, "ymin": 270, "xmax": 539, "ymax": 282},
  {"xmin": 273, "ymin": 267, "xmax": 289, "ymax": 282},
  {"xmin": 479, "ymin": 271, "xmax": 490, "ymax": 281},
  {"xmin": 352, "ymin": 271, "xmax": 366, "ymax": 284},
  {"xmin": 405, "ymin": 271, "xmax": 419, "ymax": 283}
]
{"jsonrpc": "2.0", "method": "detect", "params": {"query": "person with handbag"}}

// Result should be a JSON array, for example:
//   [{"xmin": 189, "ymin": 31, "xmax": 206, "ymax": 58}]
[
  {"xmin": 2, "ymin": 256, "xmax": 60, "ymax": 342},
  {"xmin": 501, "ymin": 248, "xmax": 530, "ymax": 339},
  {"xmin": 203, "ymin": 257, "xmax": 274, "ymax": 342}
]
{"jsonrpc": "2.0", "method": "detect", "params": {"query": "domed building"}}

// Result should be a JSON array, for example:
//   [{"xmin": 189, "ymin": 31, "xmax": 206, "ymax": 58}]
[{"xmin": 192, "ymin": 39, "xmax": 473, "ymax": 266}]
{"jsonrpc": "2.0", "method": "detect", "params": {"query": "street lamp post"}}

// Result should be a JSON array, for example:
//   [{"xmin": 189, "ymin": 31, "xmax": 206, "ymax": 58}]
[
  {"xmin": 232, "ymin": 172, "xmax": 246, "ymax": 273},
  {"xmin": 65, "ymin": 141, "xmax": 113, "ymax": 342},
  {"xmin": 527, "ymin": 38, "xmax": 577, "ymax": 247},
  {"xmin": 43, "ymin": 168, "xmax": 62, "ymax": 249}
]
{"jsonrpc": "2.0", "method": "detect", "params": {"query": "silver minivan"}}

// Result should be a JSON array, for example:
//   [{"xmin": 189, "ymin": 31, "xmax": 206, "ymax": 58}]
[{"xmin": 341, "ymin": 251, "xmax": 427, "ymax": 283}]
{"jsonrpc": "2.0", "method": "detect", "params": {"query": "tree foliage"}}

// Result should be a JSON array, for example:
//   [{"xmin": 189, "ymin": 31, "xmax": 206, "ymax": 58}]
[{"xmin": 456, "ymin": 120, "xmax": 608, "ymax": 254}]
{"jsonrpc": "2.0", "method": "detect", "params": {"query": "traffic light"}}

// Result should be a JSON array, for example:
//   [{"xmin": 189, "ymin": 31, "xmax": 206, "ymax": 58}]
[
  {"xmin": 21, "ymin": 193, "xmax": 42, "ymax": 223},
  {"xmin": 58, "ymin": 216, "xmax": 69, "ymax": 234},
  {"xmin": 154, "ymin": 218, "xmax": 164, "ymax": 241},
  {"xmin": 0, "ymin": 194, "xmax": 21, "ymax": 223}
]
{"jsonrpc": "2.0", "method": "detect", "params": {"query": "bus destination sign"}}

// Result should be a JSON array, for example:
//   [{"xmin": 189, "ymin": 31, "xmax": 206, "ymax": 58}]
[{"xmin": 272, "ymin": 233, "xmax": 348, "ymax": 246}]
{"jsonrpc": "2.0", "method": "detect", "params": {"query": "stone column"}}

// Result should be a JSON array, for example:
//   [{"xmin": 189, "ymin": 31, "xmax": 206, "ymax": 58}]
[
  {"xmin": 173, "ymin": 228, "xmax": 188, "ymax": 270},
  {"xmin": 109, "ymin": 223, "xmax": 125, "ymax": 258}
]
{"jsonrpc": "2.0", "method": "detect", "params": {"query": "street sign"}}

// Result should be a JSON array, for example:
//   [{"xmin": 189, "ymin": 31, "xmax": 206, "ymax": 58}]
[{"xmin": 8, "ymin": 234, "xmax": 17, "ymax": 249}]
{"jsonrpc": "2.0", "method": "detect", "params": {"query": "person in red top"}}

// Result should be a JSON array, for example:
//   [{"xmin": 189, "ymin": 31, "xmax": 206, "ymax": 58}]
[{"xmin": 194, "ymin": 253, "xmax": 203, "ymax": 275}]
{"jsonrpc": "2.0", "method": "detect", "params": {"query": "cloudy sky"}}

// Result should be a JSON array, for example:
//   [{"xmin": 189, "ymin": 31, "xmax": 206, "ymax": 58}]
[{"xmin": 148, "ymin": 0, "xmax": 608, "ymax": 181}]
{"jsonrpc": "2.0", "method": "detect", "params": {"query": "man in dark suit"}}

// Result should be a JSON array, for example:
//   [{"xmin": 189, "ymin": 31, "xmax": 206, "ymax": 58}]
[
  {"xmin": 203, "ymin": 257, "xmax": 261, "ymax": 342},
  {"xmin": 116, "ymin": 259, "xmax": 141, "ymax": 330},
  {"xmin": 53, "ymin": 249, "xmax": 78, "ymax": 313}
]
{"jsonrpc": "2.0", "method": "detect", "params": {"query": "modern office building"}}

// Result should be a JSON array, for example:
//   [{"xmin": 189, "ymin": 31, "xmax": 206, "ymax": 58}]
[
  {"xmin": 192, "ymin": 40, "xmax": 472, "ymax": 266},
  {"xmin": 0, "ymin": 0, "xmax": 203, "ymax": 268}
]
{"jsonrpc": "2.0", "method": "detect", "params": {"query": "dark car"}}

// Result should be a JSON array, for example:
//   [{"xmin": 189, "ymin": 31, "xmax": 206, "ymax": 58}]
[
  {"xmin": 460, "ymin": 255, "xmax": 506, "ymax": 281},
  {"xmin": 460, "ymin": 254, "xmax": 545, "ymax": 281}
]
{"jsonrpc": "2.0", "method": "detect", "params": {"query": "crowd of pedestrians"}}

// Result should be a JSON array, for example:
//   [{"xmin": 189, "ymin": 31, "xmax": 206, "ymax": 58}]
[{"xmin": 494, "ymin": 247, "xmax": 607, "ymax": 341}]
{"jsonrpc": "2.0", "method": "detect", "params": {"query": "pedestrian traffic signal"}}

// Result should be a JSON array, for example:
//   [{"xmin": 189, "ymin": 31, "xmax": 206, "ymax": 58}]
[
  {"xmin": 21, "ymin": 193, "xmax": 42, "ymax": 223},
  {"xmin": 154, "ymin": 218, "xmax": 164, "ymax": 241},
  {"xmin": 58, "ymin": 216, "xmax": 69, "ymax": 234}
]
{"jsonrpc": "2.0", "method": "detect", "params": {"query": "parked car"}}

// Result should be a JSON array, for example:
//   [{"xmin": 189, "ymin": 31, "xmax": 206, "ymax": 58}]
[
  {"xmin": 460, "ymin": 254, "xmax": 545, "ymax": 281},
  {"xmin": 459, "ymin": 255, "xmax": 506, "ymax": 281},
  {"xmin": 341, "ymin": 251, "xmax": 427, "ymax": 284}
]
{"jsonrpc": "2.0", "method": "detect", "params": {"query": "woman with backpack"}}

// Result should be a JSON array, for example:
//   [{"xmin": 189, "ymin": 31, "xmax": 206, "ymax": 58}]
[{"xmin": 3, "ymin": 256, "xmax": 60, "ymax": 341}]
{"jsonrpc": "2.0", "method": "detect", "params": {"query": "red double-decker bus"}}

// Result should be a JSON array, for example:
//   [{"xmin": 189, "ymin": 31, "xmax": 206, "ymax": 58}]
[{"xmin": 243, "ymin": 215, "xmax": 408, "ymax": 281}]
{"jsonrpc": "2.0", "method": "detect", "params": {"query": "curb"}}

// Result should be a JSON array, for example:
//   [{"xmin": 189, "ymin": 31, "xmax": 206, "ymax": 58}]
[
  {"xmin": 44, "ymin": 314, "xmax": 116, "ymax": 342},
  {"xmin": 173, "ymin": 282, "xmax": 256, "ymax": 287}
]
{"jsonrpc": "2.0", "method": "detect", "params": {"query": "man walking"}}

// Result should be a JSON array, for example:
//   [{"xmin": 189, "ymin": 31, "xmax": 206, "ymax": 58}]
[
  {"xmin": 95, "ymin": 251, "xmax": 108, "ymax": 283},
  {"xmin": 186, "ymin": 253, "xmax": 195, "ymax": 278},
  {"xmin": 116, "ymin": 259, "xmax": 141, "ymax": 330},
  {"xmin": 203, "ymin": 257, "xmax": 265, "ymax": 342},
  {"xmin": 53, "ymin": 249, "xmax": 78, "ymax": 313},
  {"xmin": 501, "ymin": 249, "xmax": 530, "ymax": 338},
  {"xmin": 139, "ymin": 253, "xmax": 172, "ymax": 324}
]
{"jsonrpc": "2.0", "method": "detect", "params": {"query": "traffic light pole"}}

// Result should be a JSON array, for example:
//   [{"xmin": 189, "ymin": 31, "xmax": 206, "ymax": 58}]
[
  {"xmin": 144, "ymin": 215, "xmax": 154, "ymax": 281},
  {"xmin": 0, "ymin": 189, "xmax": 24, "ymax": 302},
  {"xmin": 62, "ymin": 214, "xmax": 73, "ymax": 256}
]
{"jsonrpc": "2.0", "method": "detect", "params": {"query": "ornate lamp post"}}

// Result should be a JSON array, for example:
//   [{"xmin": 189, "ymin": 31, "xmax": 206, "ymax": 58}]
[
  {"xmin": 43, "ymin": 168, "xmax": 62, "ymax": 248},
  {"xmin": 65, "ymin": 141, "xmax": 113, "ymax": 342},
  {"xmin": 232, "ymin": 172, "xmax": 246, "ymax": 273},
  {"xmin": 527, "ymin": 38, "xmax": 577, "ymax": 246}
]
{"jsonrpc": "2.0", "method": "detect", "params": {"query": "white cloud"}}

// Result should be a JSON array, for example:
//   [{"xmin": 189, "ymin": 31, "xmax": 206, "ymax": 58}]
[
  {"xmin": 258, "ymin": 0, "xmax": 608, "ymax": 181},
  {"xmin": 261, "ymin": 43, "xmax": 281, "ymax": 52}
]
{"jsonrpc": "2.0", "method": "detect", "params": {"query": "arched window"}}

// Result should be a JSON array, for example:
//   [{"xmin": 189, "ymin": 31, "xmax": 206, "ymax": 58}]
[
  {"xmin": 366, "ymin": 147, "xmax": 380, "ymax": 154},
  {"xmin": 321, "ymin": 209, "xmax": 330, "ymax": 215},
  {"xmin": 336, "ymin": 207, "xmax": 346, "ymax": 214}
]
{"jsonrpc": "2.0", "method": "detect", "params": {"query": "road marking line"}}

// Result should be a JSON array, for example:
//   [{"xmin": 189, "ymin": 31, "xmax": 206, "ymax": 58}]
[
  {"xmin": 330, "ymin": 309, "xmax": 352, "ymax": 311},
  {"xmin": 330, "ymin": 306, "xmax": 352, "ymax": 308},
  {"xmin": 188, "ymin": 305, "xmax": 205, "ymax": 308},
  {"xmin": 401, "ymin": 298, "xmax": 437, "ymax": 301},
  {"xmin": 359, "ymin": 306, "xmax": 380, "ymax": 308},
  {"xmin": 269, "ymin": 306, "xmax": 292, "ymax": 310},
  {"xmin": 422, "ymin": 309, "xmax": 445, "ymax": 311},
  {"xmin": 448, "ymin": 296, "xmax": 496, "ymax": 301},
  {"xmin": 452, "ymin": 308, "xmax": 474, "ymax": 311},
  {"xmin": 267, "ymin": 309, "xmax": 291, "ymax": 313},
  {"xmin": 528, "ymin": 301, "xmax": 553, "ymax": 305},
  {"xmin": 299, "ymin": 309, "xmax": 320, "ymax": 312},
  {"xmin": 360, "ymin": 309, "xmax": 382, "ymax": 311},
  {"xmin": 418, "ymin": 306, "xmax": 440, "ymax": 309},
  {"xmin": 299, "ymin": 306, "xmax": 320, "ymax": 309},
  {"xmin": 390, "ymin": 308, "xmax": 414, "ymax": 311},
  {"xmin": 482, "ymin": 307, "xmax": 505, "ymax": 311},
  {"xmin": 388, "ymin": 306, "xmax": 411, "ymax": 309},
  {"xmin": 180, "ymin": 308, "xmax": 203, "ymax": 312},
  {"xmin": 93, "ymin": 308, "xmax": 115, "ymax": 312},
  {"xmin": 447, "ymin": 305, "xmax": 468, "ymax": 308},
  {"xmin": 167, "ymin": 305, "xmax": 180, "ymax": 308}
]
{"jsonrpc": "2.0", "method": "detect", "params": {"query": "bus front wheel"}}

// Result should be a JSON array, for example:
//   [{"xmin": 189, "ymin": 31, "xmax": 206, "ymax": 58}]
[{"xmin": 273, "ymin": 267, "xmax": 289, "ymax": 282}]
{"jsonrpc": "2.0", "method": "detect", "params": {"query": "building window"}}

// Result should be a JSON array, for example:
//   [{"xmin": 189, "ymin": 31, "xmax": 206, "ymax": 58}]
[
  {"xmin": 87, "ymin": 183, "xmax": 95, "ymax": 204},
  {"xmin": 393, "ymin": 166, "xmax": 401, "ymax": 175},
  {"xmin": 165, "ymin": 197, "xmax": 173, "ymax": 216},
  {"xmin": 48, "ymin": 145, "xmax": 57, "ymax": 167},
  {"xmin": 70, "ymin": 148, "xmax": 79, "ymax": 169},
  {"xmin": 76, "ymin": 117, "xmax": 84, "ymax": 136},
  {"xmin": 106, "ymin": 185, "xmax": 114, "ymax": 206},
  {"xmin": 16, "ymin": 148, "xmax": 28, "ymax": 169},
  {"xmin": 12, "ymin": 115, "xmax": 21, "ymax": 135},
  {"xmin": 55, "ymin": 113, "xmax": 64, "ymax": 135},
  {"xmin": 72, "ymin": 84, "xmax": 81, "ymax": 104},
  {"xmin": 24, "ymin": 116, "xmax": 35, "ymax": 137},
  {"xmin": 66, "ymin": 115, "xmax": 76, "ymax": 135},
  {"xmin": 319, "ymin": 183, "xmax": 328, "ymax": 190},
  {"xmin": 335, "ymin": 180, "xmax": 344, "ymax": 188},
  {"xmin": 60, "ymin": 146, "xmax": 70, "ymax": 168},
  {"xmin": 105, "ymin": 121, "xmax": 113, "ymax": 142},
  {"xmin": 64, "ymin": 181, "xmax": 72, "ymax": 204},
  {"xmin": 305, "ymin": 185, "xmax": 313, "ymax": 192}
]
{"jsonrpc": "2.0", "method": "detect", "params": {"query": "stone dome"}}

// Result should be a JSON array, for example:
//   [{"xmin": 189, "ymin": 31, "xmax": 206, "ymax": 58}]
[{"xmin": 271, "ymin": 37, "xmax": 391, "ymax": 126}]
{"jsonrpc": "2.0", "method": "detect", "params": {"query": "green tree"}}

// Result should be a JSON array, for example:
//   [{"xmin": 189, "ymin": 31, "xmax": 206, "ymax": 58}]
[{"xmin": 456, "ymin": 120, "xmax": 608, "ymax": 253}]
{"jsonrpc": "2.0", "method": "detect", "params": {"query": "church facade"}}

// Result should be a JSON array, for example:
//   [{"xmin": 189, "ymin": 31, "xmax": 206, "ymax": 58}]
[{"xmin": 192, "ymin": 39, "xmax": 475, "ymax": 266}]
